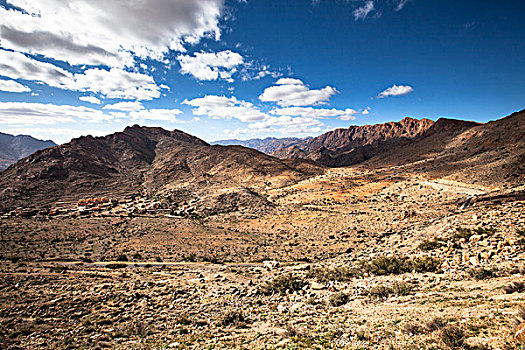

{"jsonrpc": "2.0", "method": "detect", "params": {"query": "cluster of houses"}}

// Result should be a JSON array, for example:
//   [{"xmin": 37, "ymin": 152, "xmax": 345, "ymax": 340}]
[{"xmin": 3, "ymin": 195, "xmax": 199, "ymax": 219}]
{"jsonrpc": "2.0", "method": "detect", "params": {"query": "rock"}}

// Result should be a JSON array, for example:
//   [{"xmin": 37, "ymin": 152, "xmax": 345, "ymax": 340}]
[
  {"xmin": 285, "ymin": 263, "xmax": 311, "ymax": 271},
  {"xmin": 311, "ymin": 282, "xmax": 326, "ymax": 290},
  {"xmin": 277, "ymin": 304, "xmax": 288, "ymax": 313},
  {"xmin": 263, "ymin": 260, "xmax": 280, "ymax": 270},
  {"xmin": 276, "ymin": 338, "xmax": 291, "ymax": 347}
]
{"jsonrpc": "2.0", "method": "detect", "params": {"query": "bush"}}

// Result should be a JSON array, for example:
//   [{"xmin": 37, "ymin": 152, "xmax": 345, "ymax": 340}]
[
  {"xmin": 425, "ymin": 317, "xmax": 448, "ymax": 332},
  {"xmin": 329, "ymin": 292, "xmax": 350, "ymax": 307},
  {"xmin": 368, "ymin": 285, "xmax": 393, "ymax": 299},
  {"xmin": 116, "ymin": 254, "xmax": 128, "ymax": 262},
  {"xmin": 218, "ymin": 310, "xmax": 247, "ymax": 327},
  {"xmin": 132, "ymin": 252, "xmax": 142, "ymax": 260},
  {"xmin": 440, "ymin": 325, "xmax": 466, "ymax": 349},
  {"xmin": 454, "ymin": 227, "xmax": 473, "ymax": 241},
  {"xmin": 363, "ymin": 255, "xmax": 412, "ymax": 275},
  {"xmin": 106, "ymin": 263, "xmax": 127, "ymax": 269},
  {"xmin": 419, "ymin": 238, "xmax": 444, "ymax": 251},
  {"xmin": 474, "ymin": 226, "xmax": 496, "ymax": 235},
  {"xmin": 392, "ymin": 281, "xmax": 414, "ymax": 296},
  {"xmin": 260, "ymin": 274, "xmax": 307, "ymax": 295},
  {"xmin": 468, "ymin": 268, "xmax": 496, "ymax": 280},
  {"xmin": 412, "ymin": 256, "xmax": 442, "ymax": 273},
  {"xmin": 308, "ymin": 266, "xmax": 360, "ymax": 282},
  {"xmin": 505, "ymin": 281, "xmax": 525, "ymax": 294}
]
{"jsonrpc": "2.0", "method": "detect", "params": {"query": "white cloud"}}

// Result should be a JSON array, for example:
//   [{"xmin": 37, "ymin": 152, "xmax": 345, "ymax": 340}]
[
  {"xmin": 178, "ymin": 50, "xmax": 244, "ymax": 82},
  {"xmin": 353, "ymin": 1, "xmax": 375, "ymax": 20},
  {"xmin": 362, "ymin": 107, "xmax": 371, "ymax": 115},
  {"xmin": 0, "ymin": 0, "xmax": 225, "ymax": 67},
  {"xmin": 271, "ymin": 106, "xmax": 357, "ymax": 120},
  {"xmin": 259, "ymin": 78, "xmax": 337, "ymax": 107},
  {"xmin": 394, "ymin": 0, "xmax": 410, "ymax": 11},
  {"xmin": 0, "ymin": 50, "xmax": 163, "ymax": 100},
  {"xmin": 0, "ymin": 78, "xmax": 30, "ymax": 92},
  {"xmin": 0, "ymin": 102, "xmax": 112, "ymax": 125},
  {"xmin": 103, "ymin": 101, "xmax": 144, "ymax": 112},
  {"xmin": 129, "ymin": 108, "xmax": 183, "ymax": 121},
  {"xmin": 79, "ymin": 96, "xmax": 101, "ymax": 104},
  {"xmin": 183, "ymin": 95, "xmax": 268, "ymax": 122},
  {"xmin": 378, "ymin": 84, "xmax": 414, "ymax": 98}
]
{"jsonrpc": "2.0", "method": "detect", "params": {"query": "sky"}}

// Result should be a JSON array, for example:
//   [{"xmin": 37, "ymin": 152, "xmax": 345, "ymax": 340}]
[{"xmin": 0, "ymin": 0, "xmax": 524, "ymax": 144}]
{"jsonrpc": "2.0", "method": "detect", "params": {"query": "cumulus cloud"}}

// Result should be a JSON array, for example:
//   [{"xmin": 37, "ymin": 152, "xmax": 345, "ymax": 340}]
[
  {"xmin": 271, "ymin": 106, "xmax": 357, "ymax": 120},
  {"xmin": 103, "ymin": 101, "xmax": 145, "ymax": 112},
  {"xmin": 0, "ymin": 78, "xmax": 30, "ymax": 92},
  {"xmin": 353, "ymin": 1, "xmax": 375, "ymax": 20},
  {"xmin": 0, "ymin": 50, "xmax": 163, "ymax": 100},
  {"xmin": 378, "ymin": 84, "xmax": 414, "ymax": 98},
  {"xmin": 362, "ymin": 107, "xmax": 371, "ymax": 115},
  {"xmin": 78, "ymin": 96, "xmax": 101, "ymax": 104},
  {"xmin": 129, "ymin": 109, "xmax": 183, "ymax": 121},
  {"xmin": 259, "ymin": 78, "xmax": 337, "ymax": 107},
  {"xmin": 183, "ymin": 95, "xmax": 268, "ymax": 122},
  {"xmin": 178, "ymin": 50, "xmax": 244, "ymax": 82},
  {"xmin": 0, "ymin": 102, "xmax": 112, "ymax": 125},
  {"xmin": 0, "ymin": 0, "xmax": 225, "ymax": 67}
]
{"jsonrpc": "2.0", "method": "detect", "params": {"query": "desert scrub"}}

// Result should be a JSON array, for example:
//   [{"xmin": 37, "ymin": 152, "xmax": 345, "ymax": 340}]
[
  {"xmin": 116, "ymin": 254, "xmax": 128, "ymax": 262},
  {"xmin": 440, "ymin": 324, "xmax": 466, "ymax": 349},
  {"xmin": 453, "ymin": 227, "xmax": 473, "ymax": 241},
  {"xmin": 418, "ymin": 238, "xmax": 445, "ymax": 251},
  {"xmin": 105, "ymin": 263, "xmax": 127, "ymax": 269},
  {"xmin": 218, "ymin": 310, "xmax": 248, "ymax": 327},
  {"xmin": 308, "ymin": 266, "xmax": 360, "ymax": 282},
  {"xmin": 368, "ymin": 281, "xmax": 414, "ymax": 299},
  {"xmin": 504, "ymin": 281, "xmax": 525, "ymax": 294},
  {"xmin": 260, "ymin": 273, "xmax": 307, "ymax": 295},
  {"xmin": 412, "ymin": 256, "xmax": 442, "ymax": 273},
  {"xmin": 363, "ymin": 255, "xmax": 441, "ymax": 275},
  {"xmin": 362, "ymin": 255, "xmax": 412, "ymax": 275},
  {"xmin": 468, "ymin": 267, "xmax": 496, "ymax": 280},
  {"xmin": 328, "ymin": 292, "xmax": 350, "ymax": 307}
]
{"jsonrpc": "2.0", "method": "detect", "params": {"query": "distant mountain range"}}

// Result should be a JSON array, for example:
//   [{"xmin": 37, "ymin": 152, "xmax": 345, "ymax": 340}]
[
  {"xmin": 212, "ymin": 137, "xmax": 311, "ymax": 154},
  {"xmin": 0, "ymin": 132, "xmax": 57, "ymax": 170}
]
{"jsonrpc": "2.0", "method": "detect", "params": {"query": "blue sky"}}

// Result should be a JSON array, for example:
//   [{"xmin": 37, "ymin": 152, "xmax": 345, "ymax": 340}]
[{"xmin": 0, "ymin": 0, "xmax": 523, "ymax": 144}]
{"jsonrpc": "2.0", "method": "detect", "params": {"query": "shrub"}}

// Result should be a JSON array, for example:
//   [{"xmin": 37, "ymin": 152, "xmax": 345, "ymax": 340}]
[
  {"xmin": 453, "ymin": 227, "xmax": 473, "ymax": 241},
  {"xmin": 412, "ymin": 256, "xmax": 442, "ymax": 273},
  {"xmin": 504, "ymin": 281, "xmax": 525, "ymax": 294},
  {"xmin": 425, "ymin": 317, "xmax": 448, "ymax": 332},
  {"xmin": 517, "ymin": 228, "xmax": 525, "ymax": 237},
  {"xmin": 116, "ymin": 254, "xmax": 128, "ymax": 262},
  {"xmin": 260, "ymin": 274, "xmax": 307, "ymax": 295},
  {"xmin": 218, "ymin": 310, "xmax": 247, "ymax": 327},
  {"xmin": 440, "ymin": 325, "xmax": 466, "ymax": 349},
  {"xmin": 392, "ymin": 281, "xmax": 414, "ymax": 296},
  {"xmin": 363, "ymin": 255, "xmax": 412, "ymax": 275},
  {"xmin": 468, "ymin": 268, "xmax": 496, "ymax": 280},
  {"xmin": 474, "ymin": 226, "xmax": 496, "ymax": 235},
  {"xmin": 155, "ymin": 257, "xmax": 163, "ymax": 263},
  {"xmin": 132, "ymin": 252, "xmax": 142, "ymax": 260},
  {"xmin": 308, "ymin": 266, "xmax": 359, "ymax": 282},
  {"xmin": 106, "ymin": 263, "xmax": 127, "ymax": 269},
  {"xmin": 419, "ymin": 238, "xmax": 445, "ymax": 251},
  {"xmin": 368, "ymin": 285, "xmax": 394, "ymax": 299},
  {"xmin": 404, "ymin": 322, "xmax": 424, "ymax": 335},
  {"xmin": 329, "ymin": 292, "xmax": 350, "ymax": 307}
]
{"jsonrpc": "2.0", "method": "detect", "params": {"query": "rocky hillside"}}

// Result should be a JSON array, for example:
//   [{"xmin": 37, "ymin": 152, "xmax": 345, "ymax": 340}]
[
  {"xmin": 0, "ymin": 125, "xmax": 322, "ymax": 211},
  {"xmin": 365, "ymin": 109, "xmax": 525, "ymax": 186},
  {"xmin": 271, "ymin": 117, "xmax": 477, "ymax": 167},
  {"xmin": 212, "ymin": 137, "xmax": 310, "ymax": 154},
  {"xmin": 0, "ymin": 132, "xmax": 57, "ymax": 170}
]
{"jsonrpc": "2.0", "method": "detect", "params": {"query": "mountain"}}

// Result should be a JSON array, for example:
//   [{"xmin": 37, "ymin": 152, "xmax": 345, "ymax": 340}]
[
  {"xmin": 211, "ymin": 137, "xmax": 310, "ymax": 154},
  {"xmin": 0, "ymin": 125, "xmax": 322, "ymax": 212},
  {"xmin": 365, "ymin": 109, "xmax": 525, "ymax": 186},
  {"xmin": 0, "ymin": 132, "xmax": 57, "ymax": 170},
  {"xmin": 270, "ymin": 117, "xmax": 480, "ymax": 167}
]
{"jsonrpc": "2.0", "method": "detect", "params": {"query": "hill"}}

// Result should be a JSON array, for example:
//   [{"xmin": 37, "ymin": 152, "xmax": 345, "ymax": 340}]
[
  {"xmin": 211, "ymin": 137, "xmax": 310, "ymax": 154},
  {"xmin": 0, "ymin": 125, "xmax": 322, "ymax": 212},
  {"xmin": 0, "ymin": 132, "xmax": 57, "ymax": 170}
]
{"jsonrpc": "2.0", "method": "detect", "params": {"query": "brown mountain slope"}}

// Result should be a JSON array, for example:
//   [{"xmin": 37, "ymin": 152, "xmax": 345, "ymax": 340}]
[
  {"xmin": 365, "ymin": 109, "xmax": 525, "ymax": 186},
  {"xmin": 0, "ymin": 132, "xmax": 57, "ymax": 170},
  {"xmin": 272, "ymin": 117, "xmax": 448, "ymax": 166},
  {"xmin": 0, "ymin": 125, "xmax": 323, "ymax": 211}
]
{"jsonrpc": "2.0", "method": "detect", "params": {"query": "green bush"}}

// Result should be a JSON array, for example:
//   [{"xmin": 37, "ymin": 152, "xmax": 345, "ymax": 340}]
[
  {"xmin": 218, "ymin": 310, "xmax": 247, "ymax": 327},
  {"xmin": 392, "ymin": 281, "xmax": 414, "ymax": 296},
  {"xmin": 116, "ymin": 254, "xmax": 128, "ymax": 262},
  {"xmin": 368, "ymin": 285, "xmax": 393, "ymax": 299},
  {"xmin": 363, "ymin": 255, "xmax": 412, "ymax": 275},
  {"xmin": 412, "ymin": 256, "xmax": 442, "ymax": 273},
  {"xmin": 453, "ymin": 227, "xmax": 473, "ymax": 241},
  {"xmin": 106, "ymin": 263, "xmax": 127, "ymax": 269},
  {"xmin": 468, "ymin": 268, "xmax": 496, "ymax": 280}
]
